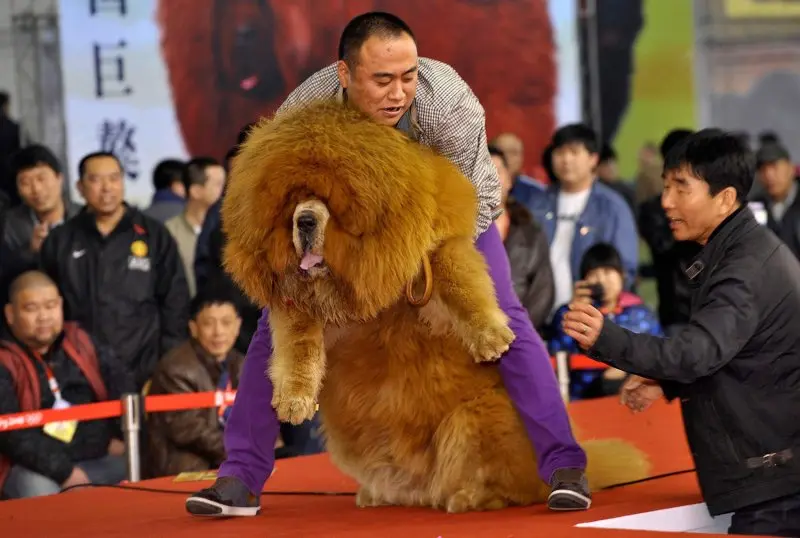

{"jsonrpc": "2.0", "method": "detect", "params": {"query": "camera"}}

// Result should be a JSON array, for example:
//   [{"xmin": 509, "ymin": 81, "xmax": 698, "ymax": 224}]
[{"xmin": 587, "ymin": 283, "xmax": 604, "ymax": 304}]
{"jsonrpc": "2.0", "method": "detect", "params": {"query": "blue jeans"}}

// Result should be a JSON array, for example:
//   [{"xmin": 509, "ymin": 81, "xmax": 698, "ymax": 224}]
[
  {"xmin": 2, "ymin": 454, "xmax": 127, "ymax": 499},
  {"xmin": 728, "ymin": 492, "xmax": 800, "ymax": 536}
]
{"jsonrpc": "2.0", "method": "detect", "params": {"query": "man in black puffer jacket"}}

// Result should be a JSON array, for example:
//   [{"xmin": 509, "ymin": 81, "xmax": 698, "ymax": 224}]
[{"xmin": 565, "ymin": 129, "xmax": 800, "ymax": 537}]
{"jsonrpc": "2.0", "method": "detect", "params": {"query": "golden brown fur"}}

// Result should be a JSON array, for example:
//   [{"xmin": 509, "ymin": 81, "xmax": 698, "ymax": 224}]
[{"xmin": 222, "ymin": 100, "xmax": 649, "ymax": 511}]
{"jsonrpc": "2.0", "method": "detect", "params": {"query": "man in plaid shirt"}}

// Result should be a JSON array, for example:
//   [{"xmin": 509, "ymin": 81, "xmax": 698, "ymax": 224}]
[{"xmin": 188, "ymin": 12, "xmax": 590, "ymax": 517}]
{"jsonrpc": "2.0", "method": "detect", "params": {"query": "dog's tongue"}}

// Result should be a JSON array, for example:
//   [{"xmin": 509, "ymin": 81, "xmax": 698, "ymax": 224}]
[{"xmin": 300, "ymin": 252, "xmax": 324, "ymax": 270}]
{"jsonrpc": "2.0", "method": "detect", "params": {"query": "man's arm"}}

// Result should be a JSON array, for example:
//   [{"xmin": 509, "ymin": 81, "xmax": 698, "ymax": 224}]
[
  {"xmin": 433, "ymin": 91, "xmax": 502, "ymax": 236},
  {"xmin": 590, "ymin": 270, "xmax": 759, "ymax": 383},
  {"xmin": 0, "ymin": 366, "xmax": 76, "ymax": 484},
  {"xmin": 154, "ymin": 228, "xmax": 190, "ymax": 357}
]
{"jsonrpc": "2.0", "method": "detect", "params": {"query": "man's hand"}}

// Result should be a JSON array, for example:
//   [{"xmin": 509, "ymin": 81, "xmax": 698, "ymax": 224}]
[
  {"xmin": 108, "ymin": 438, "xmax": 126, "ymax": 456},
  {"xmin": 571, "ymin": 280, "xmax": 594, "ymax": 304},
  {"xmin": 61, "ymin": 466, "xmax": 91, "ymax": 490},
  {"xmin": 29, "ymin": 222, "xmax": 49, "ymax": 253},
  {"xmin": 620, "ymin": 375, "xmax": 663, "ymax": 413},
  {"xmin": 562, "ymin": 302, "xmax": 604, "ymax": 349}
]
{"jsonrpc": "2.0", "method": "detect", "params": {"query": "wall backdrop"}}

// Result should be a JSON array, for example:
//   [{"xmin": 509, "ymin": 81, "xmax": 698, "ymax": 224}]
[{"xmin": 59, "ymin": 0, "xmax": 582, "ymax": 206}]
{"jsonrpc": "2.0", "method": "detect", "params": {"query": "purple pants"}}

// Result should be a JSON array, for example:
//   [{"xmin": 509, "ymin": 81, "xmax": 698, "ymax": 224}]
[{"xmin": 218, "ymin": 223, "xmax": 586, "ymax": 495}]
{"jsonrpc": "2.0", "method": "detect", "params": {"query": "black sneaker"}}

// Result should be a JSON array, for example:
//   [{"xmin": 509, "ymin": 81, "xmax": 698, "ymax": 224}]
[
  {"xmin": 547, "ymin": 468, "xmax": 591, "ymax": 511},
  {"xmin": 185, "ymin": 476, "xmax": 261, "ymax": 517}
]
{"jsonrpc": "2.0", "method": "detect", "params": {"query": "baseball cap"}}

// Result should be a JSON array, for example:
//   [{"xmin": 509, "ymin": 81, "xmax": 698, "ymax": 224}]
[{"xmin": 756, "ymin": 142, "xmax": 791, "ymax": 167}]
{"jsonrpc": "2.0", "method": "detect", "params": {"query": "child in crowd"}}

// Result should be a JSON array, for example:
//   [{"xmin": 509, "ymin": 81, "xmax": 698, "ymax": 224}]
[{"xmin": 549, "ymin": 243, "xmax": 662, "ymax": 400}]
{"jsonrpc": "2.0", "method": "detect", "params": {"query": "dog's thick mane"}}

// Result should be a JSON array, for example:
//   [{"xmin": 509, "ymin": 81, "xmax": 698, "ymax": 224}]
[{"xmin": 222, "ymin": 99, "xmax": 478, "ymax": 319}]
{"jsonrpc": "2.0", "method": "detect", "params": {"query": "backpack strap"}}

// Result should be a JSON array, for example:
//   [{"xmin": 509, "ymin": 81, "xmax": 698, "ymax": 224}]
[{"xmin": 0, "ymin": 340, "xmax": 42, "ymax": 411}]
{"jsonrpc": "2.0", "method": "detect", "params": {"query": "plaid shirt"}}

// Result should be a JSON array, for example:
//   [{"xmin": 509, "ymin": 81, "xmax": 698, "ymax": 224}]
[{"xmin": 276, "ymin": 58, "xmax": 502, "ymax": 235}]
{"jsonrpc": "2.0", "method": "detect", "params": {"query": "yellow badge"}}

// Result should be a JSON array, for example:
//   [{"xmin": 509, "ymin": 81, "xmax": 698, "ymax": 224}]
[
  {"xmin": 130, "ymin": 240, "xmax": 148, "ymax": 258},
  {"xmin": 44, "ymin": 398, "xmax": 78, "ymax": 444},
  {"xmin": 43, "ymin": 419, "xmax": 78, "ymax": 444}
]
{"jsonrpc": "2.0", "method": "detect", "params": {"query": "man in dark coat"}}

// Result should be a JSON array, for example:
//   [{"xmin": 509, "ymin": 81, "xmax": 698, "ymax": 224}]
[{"xmin": 563, "ymin": 129, "xmax": 800, "ymax": 536}]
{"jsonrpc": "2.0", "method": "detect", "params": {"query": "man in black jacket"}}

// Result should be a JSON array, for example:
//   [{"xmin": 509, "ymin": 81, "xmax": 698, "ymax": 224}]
[
  {"xmin": 40, "ymin": 152, "xmax": 190, "ymax": 390},
  {"xmin": 749, "ymin": 142, "xmax": 800, "ymax": 260},
  {"xmin": 563, "ymin": 130, "xmax": 800, "ymax": 536},
  {"xmin": 0, "ymin": 145, "xmax": 81, "ymax": 306}
]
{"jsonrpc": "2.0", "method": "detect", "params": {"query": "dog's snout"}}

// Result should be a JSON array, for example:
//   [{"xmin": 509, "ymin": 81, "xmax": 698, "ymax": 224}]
[{"xmin": 297, "ymin": 212, "xmax": 317, "ymax": 233}]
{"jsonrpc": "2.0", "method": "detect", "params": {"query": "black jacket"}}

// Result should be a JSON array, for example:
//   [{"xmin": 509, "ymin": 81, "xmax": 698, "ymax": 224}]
[
  {"xmin": 503, "ymin": 198, "xmax": 555, "ymax": 332},
  {"xmin": 40, "ymin": 206, "xmax": 190, "ymax": 389},
  {"xmin": 637, "ymin": 194, "xmax": 700, "ymax": 328},
  {"xmin": 204, "ymin": 209, "xmax": 261, "ymax": 354},
  {"xmin": 591, "ymin": 207, "xmax": 800, "ymax": 515},
  {"xmin": 0, "ymin": 330, "xmax": 131, "ymax": 484},
  {"xmin": 0, "ymin": 201, "xmax": 82, "ymax": 304},
  {"xmin": 750, "ymin": 180, "xmax": 800, "ymax": 261}
]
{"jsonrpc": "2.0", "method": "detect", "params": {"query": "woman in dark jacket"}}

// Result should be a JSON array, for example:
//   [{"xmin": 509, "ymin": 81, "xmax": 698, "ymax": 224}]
[{"xmin": 489, "ymin": 145, "xmax": 555, "ymax": 333}]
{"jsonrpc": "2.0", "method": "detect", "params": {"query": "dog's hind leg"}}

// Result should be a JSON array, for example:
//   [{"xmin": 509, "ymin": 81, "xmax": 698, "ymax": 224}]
[
  {"xmin": 427, "ymin": 236, "xmax": 515, "ymax": 363},
  {"xmin": 430, "ymin": 390, "xmax": 546, "ymax": 513},
  {"xmin": 268, "ymin": 305, "xmax": 326, "ymax": 425}
]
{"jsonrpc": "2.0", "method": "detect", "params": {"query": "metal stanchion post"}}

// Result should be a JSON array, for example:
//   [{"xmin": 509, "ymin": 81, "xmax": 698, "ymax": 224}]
[
  {"xmin": 555, "ymin": 351, "xmax": 570, "ymax": 404},
  {"xmin": 121, "ymin": 393, "xmax": 142, "ymax": 483}
]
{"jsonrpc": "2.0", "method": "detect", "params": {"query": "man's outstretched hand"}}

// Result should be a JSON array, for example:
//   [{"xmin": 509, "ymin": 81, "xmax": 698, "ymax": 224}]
[
  {"xmin": 620, "ymin": 375, "xmax": 663, "ymax": 413},
  {"xmin": 562, "ymin": 302, "xmax": 604, "ymax": 350}
]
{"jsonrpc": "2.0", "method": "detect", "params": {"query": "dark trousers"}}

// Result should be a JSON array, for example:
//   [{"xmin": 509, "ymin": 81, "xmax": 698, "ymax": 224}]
[
  {"xmin": 275, "ymin": 414, "xmax": 325, "ymax": 459},
  {"xmin": 729, "ymin": 492, "xmax": 800, "ymax": 536}
]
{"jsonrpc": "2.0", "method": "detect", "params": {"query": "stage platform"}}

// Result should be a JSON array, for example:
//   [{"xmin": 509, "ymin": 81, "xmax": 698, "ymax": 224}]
[{"xmin": 0, "ymin": 397, "xmax": 758, "ymax": 537}]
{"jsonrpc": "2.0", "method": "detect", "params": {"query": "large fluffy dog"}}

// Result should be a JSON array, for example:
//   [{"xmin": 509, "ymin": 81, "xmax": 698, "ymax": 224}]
[{"xmin": 222, "ymin": 101, "xmax": 649, "ymax": 512}]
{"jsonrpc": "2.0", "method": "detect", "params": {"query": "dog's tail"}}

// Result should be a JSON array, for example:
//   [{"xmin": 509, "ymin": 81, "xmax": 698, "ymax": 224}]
[{"xmin": 581, "ymin": 439, "xmax": 652, "ymax": 491}]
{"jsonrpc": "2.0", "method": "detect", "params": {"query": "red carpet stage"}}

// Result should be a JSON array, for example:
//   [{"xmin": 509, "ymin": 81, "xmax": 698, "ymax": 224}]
[{"xmin": 1, "ymin": 397, "xmax": 759, "ymax": 537}]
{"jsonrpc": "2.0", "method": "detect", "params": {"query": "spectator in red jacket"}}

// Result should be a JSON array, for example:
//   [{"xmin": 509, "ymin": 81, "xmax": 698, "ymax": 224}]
[{"xmin": 0, "ymin": 271, "xmax": 131, "ymax": 499}]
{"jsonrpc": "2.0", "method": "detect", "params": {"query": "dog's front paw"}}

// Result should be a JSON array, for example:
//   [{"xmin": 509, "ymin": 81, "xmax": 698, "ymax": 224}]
[
  {"xmin": 467, "ymin": 314, "xmax": 515, "ymax": 363},
  {"xmin": 271, "ymin": 383, "xmax": 317, "ymax": 425}
]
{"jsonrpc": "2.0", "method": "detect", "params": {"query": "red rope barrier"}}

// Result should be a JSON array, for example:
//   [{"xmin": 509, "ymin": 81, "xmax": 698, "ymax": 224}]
[
  {"xmin": 0, "ymin": 355, "xmax": 602, "ymax": 433},
  {"xmin": 0, "ymin": 390, "xmax": 237, "ymax": 432}
]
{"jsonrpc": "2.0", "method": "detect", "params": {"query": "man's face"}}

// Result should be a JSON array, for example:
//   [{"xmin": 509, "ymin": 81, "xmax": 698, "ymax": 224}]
[
  {"xmin": 758, "ymin": 159, "xmax": 795, "ymax": 201},
  {"xmin": 491, "ymin": 155, "xmax": 513, "ymax": 202},
  {"xmin": 551, "ymin": 142, "xmax": 598, "ymax": 189},
  {"xmin": 78, "ymin": 156, "xmax": 124, "ymax": 216},
  {"xmin": 189, "ymin": 303, "xmax": 241, "ymax": 359},
  {"xmin": 336, "ymin": 34, "xmax": 418, "ymax": 127},
  {"xmin": 661, "ymin": 166, "xmax": 737, "ymax": 244},
  {"xmin": 17, "ymin": 165, "xmax": 63, "ymax": 216},
  {"xmin": 493, "ymin": 135, "xmax": 523, "ymax": 177},
  {"xmin": 190, "ymin": 165, "xmax": 226, "ymax": 209},
  {"xmin": 4, "ymin": 284, "xmax": 63, "ymax": 351}
]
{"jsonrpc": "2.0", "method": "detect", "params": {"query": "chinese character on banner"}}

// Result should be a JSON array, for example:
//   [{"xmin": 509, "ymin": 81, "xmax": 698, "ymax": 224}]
[
  {"xmin": 89, "ymin": 0, "xmax": 127, "ymax": 16},
  {"xmin": 93, "ymin": 41, "xmax": 133, "ymax": 98},
  {"xmin": 99, "ymin": 119, "xmax": 139, "ymax": 180}
]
